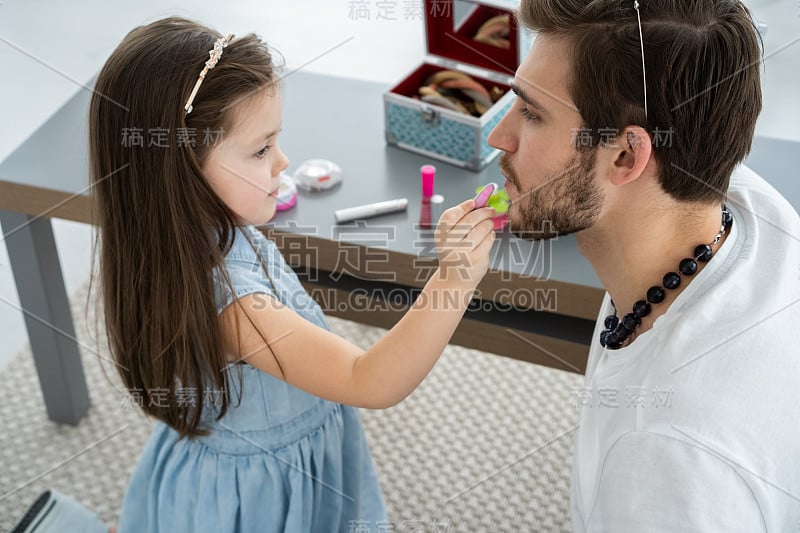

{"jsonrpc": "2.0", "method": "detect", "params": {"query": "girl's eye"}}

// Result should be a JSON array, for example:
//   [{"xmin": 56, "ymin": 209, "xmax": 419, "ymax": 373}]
[
  {"xmin": 255, "ymin": 145, "xmax": 272, "ymax": 159},
  {"xmin": 520, "ymin": 106, "xmax": 539, "ymax": 122}
]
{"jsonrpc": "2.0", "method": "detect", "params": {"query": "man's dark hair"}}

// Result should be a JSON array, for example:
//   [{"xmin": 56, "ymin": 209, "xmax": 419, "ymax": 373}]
[{"xmin": 519, "ymin": 0, "xmax": 763, "ymax": 203}]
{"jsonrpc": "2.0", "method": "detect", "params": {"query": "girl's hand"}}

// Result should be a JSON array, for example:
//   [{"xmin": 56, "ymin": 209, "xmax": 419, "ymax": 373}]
[
  {"xmin": 434, "ymin": 199, "xmax": 497, "ymax": 286},
  {"xmin": 223, "ymin": 198, "xmax": 498, "ymax": 409}
]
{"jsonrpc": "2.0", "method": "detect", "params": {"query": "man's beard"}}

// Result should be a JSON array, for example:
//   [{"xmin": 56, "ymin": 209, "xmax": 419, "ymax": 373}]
[{"xmin": 500, "ymin": 149, "xmax": 603, "ymax": 241}]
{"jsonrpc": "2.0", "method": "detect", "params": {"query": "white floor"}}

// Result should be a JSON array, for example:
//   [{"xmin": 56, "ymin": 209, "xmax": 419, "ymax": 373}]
[{"xmin": 2, "ymin": 0, "xmax": 799, "ymax": 370}]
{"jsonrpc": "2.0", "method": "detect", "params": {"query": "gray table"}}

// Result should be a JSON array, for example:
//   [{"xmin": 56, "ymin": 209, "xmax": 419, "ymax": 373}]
[{"xmin": 2, "ymin": 70, "xmax": 799, "ymax": 424}]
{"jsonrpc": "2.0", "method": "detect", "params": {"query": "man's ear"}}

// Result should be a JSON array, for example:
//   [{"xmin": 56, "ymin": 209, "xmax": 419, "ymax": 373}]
[{"xmin": 606, "ymin": 126, "xmax": 652, "ymax": 186}]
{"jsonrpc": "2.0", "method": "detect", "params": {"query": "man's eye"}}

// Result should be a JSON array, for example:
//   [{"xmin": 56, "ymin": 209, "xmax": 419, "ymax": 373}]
[{"xmin": 520, "ymin": 106, "xmax": 539, "ymax": 122}]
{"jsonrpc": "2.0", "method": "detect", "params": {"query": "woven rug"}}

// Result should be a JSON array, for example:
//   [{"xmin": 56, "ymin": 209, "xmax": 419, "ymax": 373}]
[{"xmin": 0, "ymin": 280, "xmax": 583, "ymax": 532}]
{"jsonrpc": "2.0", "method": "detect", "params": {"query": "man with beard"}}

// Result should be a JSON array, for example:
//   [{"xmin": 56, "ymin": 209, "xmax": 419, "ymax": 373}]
[{"xmin": 488, "ymin": 0, "xmax": 800, "ymax": 531}]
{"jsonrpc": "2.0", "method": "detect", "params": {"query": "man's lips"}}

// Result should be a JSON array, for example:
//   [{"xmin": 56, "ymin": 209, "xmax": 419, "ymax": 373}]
[
  {"xmin": 501, "ymin": 171, "xmax": 517, "ymax": 190},
  {"xmin": 499, "ymin": 159, "xmax": 517, "ymax": 189}
]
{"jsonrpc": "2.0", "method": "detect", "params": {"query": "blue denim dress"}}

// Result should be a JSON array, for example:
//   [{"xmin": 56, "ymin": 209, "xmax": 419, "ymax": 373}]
[{"xmin": 117, "ymin": 225, "xmax": 387, "ymax": 532}]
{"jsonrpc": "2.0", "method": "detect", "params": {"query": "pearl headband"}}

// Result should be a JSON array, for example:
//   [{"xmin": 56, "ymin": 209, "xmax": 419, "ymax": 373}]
[{"xmin": 183, "ymin": 33, "xmax": 234, "ymax": 116}]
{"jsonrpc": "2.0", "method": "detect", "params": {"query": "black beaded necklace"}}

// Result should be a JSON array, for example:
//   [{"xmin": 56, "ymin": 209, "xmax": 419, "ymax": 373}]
[{"xmin": 600, "ymin": 204, "xmax": 733, "ymax": 350}]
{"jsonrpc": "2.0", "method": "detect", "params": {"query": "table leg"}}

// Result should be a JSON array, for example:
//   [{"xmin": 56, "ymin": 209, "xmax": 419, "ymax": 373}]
[{"xmin": 0, "ymin": 210, "xmax": 89, "ymax": 424}]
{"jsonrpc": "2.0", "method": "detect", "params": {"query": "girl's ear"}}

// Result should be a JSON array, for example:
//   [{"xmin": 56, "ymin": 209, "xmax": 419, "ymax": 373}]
[{"xmin": 606, "ymin": 126, "xmax": 652, "ymax": 187}]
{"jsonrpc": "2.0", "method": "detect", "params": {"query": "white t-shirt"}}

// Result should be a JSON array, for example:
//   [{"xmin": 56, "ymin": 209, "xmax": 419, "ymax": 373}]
[{"xmin": 570, "ymin": 164, "xmax": 800, "ymax": 532}]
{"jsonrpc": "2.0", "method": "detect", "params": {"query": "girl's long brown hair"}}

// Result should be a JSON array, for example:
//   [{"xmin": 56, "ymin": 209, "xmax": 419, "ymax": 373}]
[{"xmin": 88, "ymin": 16, "xmax": 280, "ymax": 439}]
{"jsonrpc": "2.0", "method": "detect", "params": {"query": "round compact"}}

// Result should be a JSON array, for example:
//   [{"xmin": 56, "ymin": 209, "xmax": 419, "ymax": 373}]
[
  {"xmin": 292, "ymin": 159, "xmax": 343, "ymax": 191},
  {"xmin": 274, "ymin": 172, "xmax": 297, "ymax": 212}
]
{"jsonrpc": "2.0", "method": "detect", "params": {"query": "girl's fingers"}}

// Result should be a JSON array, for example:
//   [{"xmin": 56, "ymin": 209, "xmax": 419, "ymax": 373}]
[
  {"xmin": 438, "ymin": 199, "xmax": 476, "ymax": 236},
  {"xmin": 465, "ymin": 218, "xmax": 496, "ymax": 249},
  {"xmin": 475, "ymin": 225, "xmax": 496, "ymax": 252},
  {"xmin": 446, "ymin": 206, "xmax": 497, "ymax": 241},
  {"xmin": 461, "ymin": 206, "xmax": 498, "ymax": 229}
]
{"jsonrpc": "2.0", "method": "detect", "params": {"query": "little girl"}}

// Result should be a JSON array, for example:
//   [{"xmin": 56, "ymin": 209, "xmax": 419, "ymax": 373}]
[{"xmin": 16, "ymin": 16, "xmax": 495, "ymax": 533}]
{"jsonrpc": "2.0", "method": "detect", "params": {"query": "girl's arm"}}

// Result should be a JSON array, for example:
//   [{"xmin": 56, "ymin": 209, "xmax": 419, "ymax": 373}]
[{"xmin": 218, "ymin": 199, "xmax": 496, "ymax": 408}]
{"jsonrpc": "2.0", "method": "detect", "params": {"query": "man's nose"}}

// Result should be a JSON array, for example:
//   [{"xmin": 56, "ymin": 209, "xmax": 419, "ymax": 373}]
[{"xmin": 487, "ymin": 111, "xmax": 517, "ymax": 153}]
